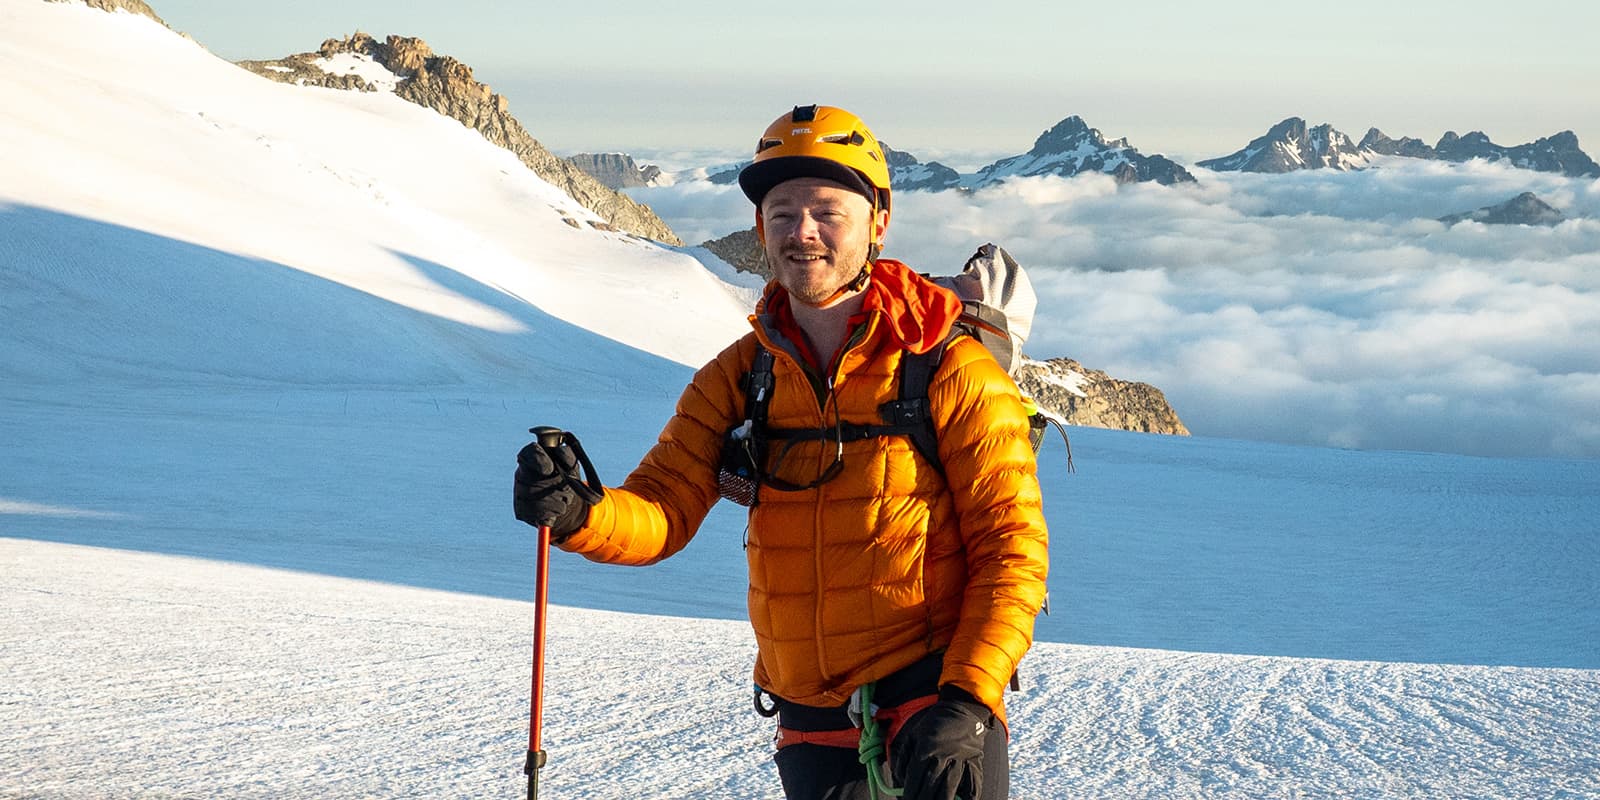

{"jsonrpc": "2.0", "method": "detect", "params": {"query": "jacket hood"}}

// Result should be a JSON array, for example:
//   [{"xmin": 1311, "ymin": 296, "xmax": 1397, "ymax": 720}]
[{"xmin": 756, "ymin": 259, "xmax": 962, "ymax": 355}]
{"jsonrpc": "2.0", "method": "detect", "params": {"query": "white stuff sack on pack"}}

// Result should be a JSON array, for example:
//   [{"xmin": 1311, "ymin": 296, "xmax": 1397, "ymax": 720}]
[{"xmin": 932, "ymin": 243, "xmax": 1037, "ymax": 376}]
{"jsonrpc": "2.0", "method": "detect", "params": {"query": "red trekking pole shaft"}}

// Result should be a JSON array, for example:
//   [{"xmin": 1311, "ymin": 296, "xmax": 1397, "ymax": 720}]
[
  {"xmin": 526, "ymin": 522, "xmax": 551, "ymax": 799},
  {"xmin": 521, "ymin": 426, "xmax": 603, "ymax": 798}
]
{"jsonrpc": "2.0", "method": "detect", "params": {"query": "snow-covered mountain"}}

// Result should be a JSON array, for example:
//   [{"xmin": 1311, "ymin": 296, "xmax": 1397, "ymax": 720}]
[
  {"xmin": 1432, "ymin": 128, "xmax": 1600, "ymax": 177},
  {"xmin": 4, "ymin": 2, "xmax": 1599, "ymax": 798},
  {"xmin": 701, "ymin": 115, "xmax": 1195, "ymax": 192},
  {"xmin": 1198, "ymin": 117, "xmax": 1374, "ymax": 173},
  {"xmin": 1205, "ymin": 117, "xmax": 1600, "ymax": 177},
  {"xmin": 882, "ymin": 141, "xmax": 963, "ymax": 192},
  {"xmin": 970, "ymin": 115, "xmax": 1197, "ymax": 187}
]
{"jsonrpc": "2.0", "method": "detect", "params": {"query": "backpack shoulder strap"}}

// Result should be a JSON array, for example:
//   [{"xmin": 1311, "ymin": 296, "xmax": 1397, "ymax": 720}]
[
  {"xmin": 878, "ymin": 334, "xmax": 954, "ymax": 475},
  {"xmin": 743, "ymin": 347, "xmax": 776, "ymax": 427}
]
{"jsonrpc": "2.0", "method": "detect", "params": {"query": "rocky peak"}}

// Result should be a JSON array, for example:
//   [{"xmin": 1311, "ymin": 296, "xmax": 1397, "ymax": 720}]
[
  {"xmin": 1198, "ymin": 117, "xmax": 1372, "ymax": 173},
  {"xmin": 1434, "ymin": 130, "xmax": 1497, "ymax": 160},
  {"xmin": 1439, "ymin": 192, "xmax": 1565, "ymax": 226},
  {"xmin": 1359, "ymin": 128, "xmax": 1436, "ymax": 159},
  {"xmin": 238, "ymin": 32, "xmax": 681, "ymax": 245},
  {"xmin": 1030, "ymin": 115, "xmax": 1108, "ymax": 153},
  {"xmin": 973, "ymin": 115, "xmax": 1196, "ymax": 187}
]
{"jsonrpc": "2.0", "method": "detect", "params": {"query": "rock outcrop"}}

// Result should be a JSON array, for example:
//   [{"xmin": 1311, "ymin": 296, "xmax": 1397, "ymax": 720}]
[
  {"xmin": 566, "ymin": 153, "xmax": 662, "ymax": 189},
  {"xmin": 238, "ymin": 33, "xmax": 681, "ymax": 244},
  {"xmin": 1439, "ymin": 192, "xmax": 1565, "ymax": 226},
  {"xmin": 701, "ymin": 228, "xmax": 769, "ymax": 280},
  {"xmin": 1016, "ymin": 357, "xmax": 1190, "ymax": 435},
  {"xmin": 52, "ymin": 0, "xmax": 164, "ymax": 24}
]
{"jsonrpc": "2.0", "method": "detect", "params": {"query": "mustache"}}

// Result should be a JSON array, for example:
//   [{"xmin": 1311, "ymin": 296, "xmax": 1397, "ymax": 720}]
[{"xmin": 778, "ymin": 246, "xmax": 830, "ymax": 258}]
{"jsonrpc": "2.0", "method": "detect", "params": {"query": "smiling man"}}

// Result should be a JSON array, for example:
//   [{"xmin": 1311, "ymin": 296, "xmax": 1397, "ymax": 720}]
[{"xmin": 514, "ymin": 105, "xmax": 1049, "ymax": 800}]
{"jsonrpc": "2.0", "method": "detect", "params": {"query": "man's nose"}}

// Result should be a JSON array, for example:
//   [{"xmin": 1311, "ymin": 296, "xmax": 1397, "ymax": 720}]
[{"xmin": 785, "ymin": 211, "xmax": 821, "ymax": 240}]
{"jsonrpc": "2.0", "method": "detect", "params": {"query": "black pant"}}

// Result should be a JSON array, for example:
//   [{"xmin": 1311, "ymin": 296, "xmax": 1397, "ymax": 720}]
[{"xmin": 769, "ymin": 655, "xmax": 1011, "ymax": 800}]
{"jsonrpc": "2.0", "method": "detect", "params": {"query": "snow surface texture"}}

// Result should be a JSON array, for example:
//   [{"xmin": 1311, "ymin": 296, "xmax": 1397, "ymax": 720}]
[
  {"xmin": 2, "ymin": 2, "xmax": 1599, "ymax": 797},
  {"xmin": 7, "ymin": 540, "xmax": 1599, "ymax": 800}
]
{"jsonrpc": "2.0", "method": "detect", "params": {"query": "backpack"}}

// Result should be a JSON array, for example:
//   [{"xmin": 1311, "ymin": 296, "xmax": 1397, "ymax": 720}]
[{"xmin": 716, "ymin": 243, "xmax": 1072, "ymax": 508}]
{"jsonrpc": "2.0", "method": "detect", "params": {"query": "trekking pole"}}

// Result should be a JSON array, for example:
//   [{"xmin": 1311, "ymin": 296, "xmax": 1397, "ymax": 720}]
[
  {"xmin": 522, "ymin": 426, "xmax": 603, "ymax": 800},
  {"xmin": 527, "ymin": 529, "xmax": 552, "ymax": 798}
]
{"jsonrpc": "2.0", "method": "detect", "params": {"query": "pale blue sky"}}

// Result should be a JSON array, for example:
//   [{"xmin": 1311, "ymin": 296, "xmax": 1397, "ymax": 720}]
[{"xmin": 151, "ymin": 0, "xmax": 1600, "ymax": 166}]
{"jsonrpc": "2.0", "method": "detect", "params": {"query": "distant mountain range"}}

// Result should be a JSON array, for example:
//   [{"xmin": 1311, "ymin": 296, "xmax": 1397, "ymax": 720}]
[
  {"xmin": 702, "ymin": 115, "xmax": 1194, "ymax": 192},
  {"xmin": 683, "ymin": 113, "xmax": 1597, "ymax": 198},
  {"xmin": 1201, "ymin": 117, "xmax": 1600, "ymax": 178}
]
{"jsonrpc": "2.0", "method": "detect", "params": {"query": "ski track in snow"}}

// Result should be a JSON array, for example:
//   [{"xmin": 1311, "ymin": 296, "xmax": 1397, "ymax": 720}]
[{"xmin": 5, "ymin": 539, "xmax": 1597, "ymax": 800}]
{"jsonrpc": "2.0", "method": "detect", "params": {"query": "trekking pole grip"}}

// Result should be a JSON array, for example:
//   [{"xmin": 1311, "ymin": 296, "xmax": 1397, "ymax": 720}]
[
  {"xmin": 530, "ymin": 425, "xmax": 566, "ymax": 449},
  {"xmin": 527, "ymin": 426, "xmax": 604, "ymax": 504}
]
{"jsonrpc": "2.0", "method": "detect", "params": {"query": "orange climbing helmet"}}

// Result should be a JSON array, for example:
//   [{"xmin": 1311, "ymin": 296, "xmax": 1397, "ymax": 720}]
[{"xmin": 738, "ymin": 104, "xmax": 892, "ymax": 221}]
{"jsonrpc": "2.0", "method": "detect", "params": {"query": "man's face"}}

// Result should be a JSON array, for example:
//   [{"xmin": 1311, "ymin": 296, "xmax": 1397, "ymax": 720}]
[{"xmin": 760, "ymin": 177, "xmax": 886, "ymax": 306}]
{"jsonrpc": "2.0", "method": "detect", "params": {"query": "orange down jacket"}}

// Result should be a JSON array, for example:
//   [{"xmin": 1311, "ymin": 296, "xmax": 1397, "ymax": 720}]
[{"xmin": 556, "ymin": 260, "xmax": 1049, "ymax": 722}]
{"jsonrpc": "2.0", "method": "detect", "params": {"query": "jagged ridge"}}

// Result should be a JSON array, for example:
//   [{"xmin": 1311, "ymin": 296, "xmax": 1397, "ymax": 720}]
[
  {"xmin": 238, "ymin": 33, "xmax": 682, "ymax": 245},
  {"xmin": 1205, "ymin": 117, "xmax": 1600, "ymax": 178},
  {"xmin": 565, "ymin": 153, "xmax": 662, "ymax": 190}
]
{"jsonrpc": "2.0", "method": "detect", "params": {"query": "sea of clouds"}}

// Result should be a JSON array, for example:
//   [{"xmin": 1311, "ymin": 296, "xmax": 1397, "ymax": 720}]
[{"xmin": 627, "ymin": 157, "xmax": 1600, "ymax": 459}]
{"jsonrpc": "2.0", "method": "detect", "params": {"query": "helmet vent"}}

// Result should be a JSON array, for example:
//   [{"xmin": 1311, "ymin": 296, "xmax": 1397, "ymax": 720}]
[{"xmin": 757, "ymin": 137, "xmax": 784, "ymax": 152}]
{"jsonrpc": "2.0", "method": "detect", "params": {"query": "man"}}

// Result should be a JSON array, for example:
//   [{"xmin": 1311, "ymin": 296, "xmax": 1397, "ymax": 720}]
[{"xmin": 514, "ymin": 104, "xmax": 1049, "ymax": 800}]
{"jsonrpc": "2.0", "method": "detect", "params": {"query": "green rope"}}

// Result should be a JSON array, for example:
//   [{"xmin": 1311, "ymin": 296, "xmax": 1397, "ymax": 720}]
[{"xmin": 856, "ymin": 682, "xmax": 903, "ymax": 799}]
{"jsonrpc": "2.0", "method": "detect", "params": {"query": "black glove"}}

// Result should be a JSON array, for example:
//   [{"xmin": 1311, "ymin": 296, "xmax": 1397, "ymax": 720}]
[
  {"xmin": 513, "ymin": 439, "xmax": 594, "ymax": 540},
  {"xmin": 891, "ymin": 686, "xmax": 994, "ymax": 800}
]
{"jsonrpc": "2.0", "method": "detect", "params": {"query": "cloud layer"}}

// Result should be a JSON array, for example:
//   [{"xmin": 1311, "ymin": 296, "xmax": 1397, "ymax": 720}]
[{"xmin": 629, "ymin": 160, "xmax": 1600, "ymax": 458}]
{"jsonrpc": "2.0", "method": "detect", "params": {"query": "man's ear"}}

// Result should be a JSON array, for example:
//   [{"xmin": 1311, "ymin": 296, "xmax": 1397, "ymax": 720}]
[
  {"xmin": 754, "ymin": 209, "xmax": 765, "ymax": 242},
  {"xmin": 872, "ymin": 208, "xmax": 889, "ymax": 242}
]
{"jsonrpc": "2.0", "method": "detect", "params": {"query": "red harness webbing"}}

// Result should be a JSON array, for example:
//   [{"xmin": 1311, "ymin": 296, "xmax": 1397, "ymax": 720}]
[{"xmin": 773, "ymin": 694, "xmax": 938, "ymax": 753}]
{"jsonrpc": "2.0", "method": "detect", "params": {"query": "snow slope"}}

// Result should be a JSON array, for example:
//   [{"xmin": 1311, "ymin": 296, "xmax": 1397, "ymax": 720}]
[
  {"xmin": 7, "ymin": 539, "xmax": 1599, "ymax": 799},
  {"xmin": 2, "ymin": 2, "xmax": 1599, "ymax": 797}
]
